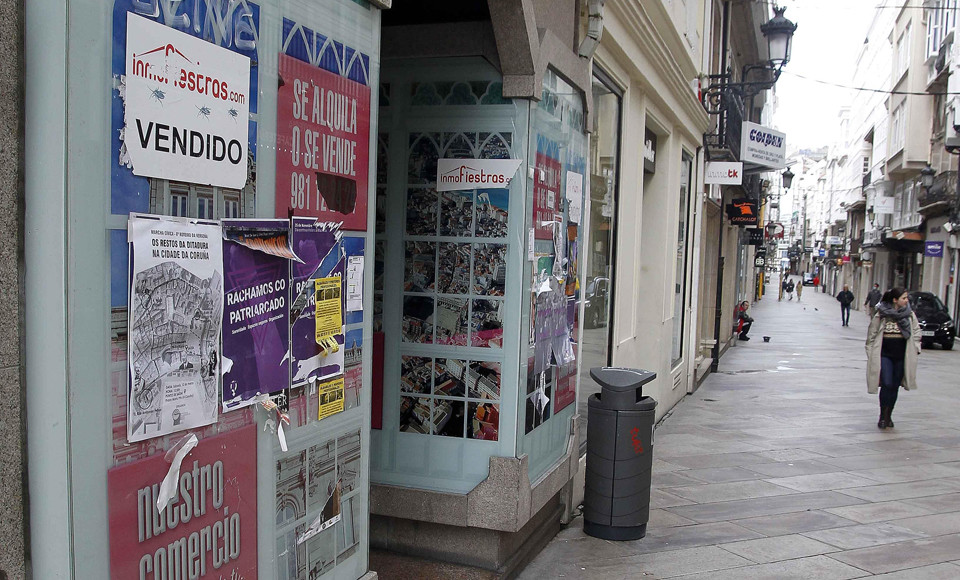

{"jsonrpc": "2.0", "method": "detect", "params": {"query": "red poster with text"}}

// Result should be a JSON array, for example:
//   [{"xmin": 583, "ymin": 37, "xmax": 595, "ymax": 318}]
[
  {"xmin": 108, "ymin": 425, "xmax": 257, "ymax": 580},
  {"xmin": 276, "ymin": 53, "xmax": 370, "ymax": 230},
  {"xmin": 534, "ymin": 149, "xmax": 561, "ymax": 239}
]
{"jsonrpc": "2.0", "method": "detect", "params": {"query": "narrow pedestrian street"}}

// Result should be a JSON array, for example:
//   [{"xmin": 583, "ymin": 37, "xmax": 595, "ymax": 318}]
[{"xmin": 520, "ymin": 287, "xmax": 960, "ymax": 579}]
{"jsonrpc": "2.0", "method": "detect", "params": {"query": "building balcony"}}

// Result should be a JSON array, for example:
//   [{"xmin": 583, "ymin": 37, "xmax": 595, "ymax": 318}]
[
  {"xmin": 849, "ymin": 237, "xmax": 861, "ymax": 256},
  {"xmin": 918, "ymin": 170, "xmax": 958, "ymax": 216},
  {"xmin": 703, "ymin": 87, "xmax": 744, "ymax": 162}
]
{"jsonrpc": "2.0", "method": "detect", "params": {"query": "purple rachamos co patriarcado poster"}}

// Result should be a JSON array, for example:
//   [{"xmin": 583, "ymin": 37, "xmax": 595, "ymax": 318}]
[{"xmin": 221, "ymin": 219, "xmax": 294, "ymax": 411}]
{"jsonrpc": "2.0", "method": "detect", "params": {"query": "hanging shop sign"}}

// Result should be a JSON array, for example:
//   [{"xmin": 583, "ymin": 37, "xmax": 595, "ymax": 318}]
[
  {"xmin": 746, "ymin": 228, "xmax": 764, "ymax": 246},
  {"xmin": 925, "ymin": 241, "xmax": 945, "ymax": 257},
  {"xmin": 276, "ymin": 52, "xmax": 371, "ymax": 229},
  {"xmin": 643, "ymin": 129, "xmax": 657, "ymax": 174},
  {"xmin": 826, "ymin": 235, "xmax": 842, "ymax": 246},
  {"xmin": 704, "ymin": 162, "xmax": 743, "ymax": 185},
  {"xmin": 754, "ymin": 254, "xmax": 766, "ymax": 268},
  {"xmin": 873, "ymin": 196, "xmax": 895, "ymax": 215},
  {"xmin": 108, "ymin": 425, "xmax": 257, "ymax": 580},
  {"xmin": 127, "ymin": 214, "xmax": 223, "ymax": 442},
  {"xmin": 740, "ymin": 121, "xmax": 786, "ymax": 169},
  {"xmin": 436, "ymin": 158, "xmax": 523, "ymax": 192},
  {"xmin": 725, "ymin": 199, "xmax": 758, "ymax": 225},
  {"xmin": 123, "ymin": 13, "xmax": 251, "ymax": 189}
]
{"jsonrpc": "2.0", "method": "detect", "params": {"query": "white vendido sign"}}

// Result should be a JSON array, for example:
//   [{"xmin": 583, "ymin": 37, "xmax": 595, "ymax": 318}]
[
  {"xmin": 124, "ymin": 13, "xmax": 251, "ymax": 189},
  {"xmin": 436, "ymin": 158, "xmax": 523, "ymax": 192},
  {"xmin": 704, "ymin": 162, "xmax": 744, "ymax": 185},
  {"xmin": 740, "ymin": 122, "xmax": 786, "ymax": 169}
]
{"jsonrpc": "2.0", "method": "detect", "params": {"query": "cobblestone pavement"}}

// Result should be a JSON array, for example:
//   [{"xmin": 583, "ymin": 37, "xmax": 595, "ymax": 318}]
[{"xmin": 519, "ymin": 287, "xmax": 960, "ymax": 579}]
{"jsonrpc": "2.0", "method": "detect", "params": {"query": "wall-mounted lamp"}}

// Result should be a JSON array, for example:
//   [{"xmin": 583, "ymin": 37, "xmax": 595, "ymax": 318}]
[
  {"xmin": 701, "ymin": 6, "xmax": 798, "ymax": 112},
  {"xmin": 782, "ymin": 167, "xmax": 795, "ymax": 190},
  {"xmin": 920, "ymin": 163, "xmax": 935, "ymax": 191},
  {"xmin": 761, "ymin": 7, "xmax": 798, "ymax": 67}
]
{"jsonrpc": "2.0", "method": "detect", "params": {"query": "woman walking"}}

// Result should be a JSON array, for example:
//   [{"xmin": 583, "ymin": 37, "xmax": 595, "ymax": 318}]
[{"xmin": 865, "ymin": 288, "xmax": 921, "ymax": 429}]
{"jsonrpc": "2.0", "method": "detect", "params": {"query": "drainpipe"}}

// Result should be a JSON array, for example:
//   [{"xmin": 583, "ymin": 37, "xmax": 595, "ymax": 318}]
[{"xmin": 709, "ymin": 1, "xmax": 731, "ymax": 373}]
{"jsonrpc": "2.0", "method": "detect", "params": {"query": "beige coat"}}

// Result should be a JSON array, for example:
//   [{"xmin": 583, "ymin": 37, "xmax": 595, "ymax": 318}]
[{"xmin": 865, "ymin": 312, "xmax": 921, "ymax": 394}]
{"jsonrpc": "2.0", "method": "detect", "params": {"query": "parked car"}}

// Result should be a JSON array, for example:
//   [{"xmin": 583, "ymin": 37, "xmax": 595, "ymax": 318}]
[
  {"xmin": 802, "ymin": 273, "xmax": 815, "ymax": 286},
  {"xmin": 582, "ymin": 276, "xmax": 610, "ymax": 329},
  {"xmin": 908, "ymin": 291, "xmax": 955, "ymax": 350}
]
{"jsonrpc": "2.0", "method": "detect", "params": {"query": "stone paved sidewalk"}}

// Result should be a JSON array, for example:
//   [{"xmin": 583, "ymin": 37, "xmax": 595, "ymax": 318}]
[{"xmin": 519, "ymin": 287, "xmax": 960, "ymax": 579}]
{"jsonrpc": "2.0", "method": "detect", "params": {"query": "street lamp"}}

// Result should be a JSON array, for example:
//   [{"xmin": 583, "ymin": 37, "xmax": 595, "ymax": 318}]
[
  {"xmin": 701, "ymin": 6, "xmax": 798, "ymax": 111},
  {"xmin": 782, "ymin": 167, "xmax": 795, "ymax": 190},
  {"xmin": 761, "ymin": 7, "xmax": 798, "ymax": 67},
  {"xmin": 920, "ymin": 163, "xmax": 935, "ymax": 191}
]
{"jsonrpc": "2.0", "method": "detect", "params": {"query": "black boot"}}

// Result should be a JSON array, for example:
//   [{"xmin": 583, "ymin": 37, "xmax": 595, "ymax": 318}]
[
  {"xmin": 885, "ymin": 407, "xmax": 895, "ymax": 429},
  {"xmin": 878, "ymin": 407, "xmax": 887, "ymax": 429}
]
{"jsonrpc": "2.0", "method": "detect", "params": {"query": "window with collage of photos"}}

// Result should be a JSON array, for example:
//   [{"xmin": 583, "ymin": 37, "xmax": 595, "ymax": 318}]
[
  {"xmin": 399, "ymin": 357, "xmax": 501, "ymax": 440},
  {"xmin": 399, "ymin": 127, "xmax": 513, "ymax": 440}
]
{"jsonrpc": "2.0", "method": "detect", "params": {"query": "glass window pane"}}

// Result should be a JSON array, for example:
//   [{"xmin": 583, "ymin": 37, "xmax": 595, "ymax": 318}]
[
  {"xmin": 672, "ymin": 153, "xmax": 692, "ymax": 366},
  {"xmin": 579, "ymin": 73, "xmax": 620, "ymax": 453}
]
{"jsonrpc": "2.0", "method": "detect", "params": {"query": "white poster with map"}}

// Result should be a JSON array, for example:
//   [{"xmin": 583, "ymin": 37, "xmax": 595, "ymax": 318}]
[{"xmin": 127, "ymin": 214, "xmax": 223, "ymax": 442}]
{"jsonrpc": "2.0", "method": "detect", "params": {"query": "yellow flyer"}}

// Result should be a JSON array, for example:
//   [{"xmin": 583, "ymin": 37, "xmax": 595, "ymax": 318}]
[
  {"xmin": 315, "ymin": 276, "xmax": 343, "ymax": 344},
  {"xmin": 317, "ymin": 376, "xmax": 345, "ymax": 420}
]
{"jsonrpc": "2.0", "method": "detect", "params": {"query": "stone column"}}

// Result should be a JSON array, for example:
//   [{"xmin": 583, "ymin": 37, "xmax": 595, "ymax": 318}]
[{"xmin": 0, "ymin": 0, "xmax": 27, "ymax": 578}]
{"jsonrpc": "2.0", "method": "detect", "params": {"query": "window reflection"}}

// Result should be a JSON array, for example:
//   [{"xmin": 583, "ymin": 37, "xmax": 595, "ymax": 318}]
[{"xmin": 579, "ymin": 73, "xmax": 620, "ymax": 453}]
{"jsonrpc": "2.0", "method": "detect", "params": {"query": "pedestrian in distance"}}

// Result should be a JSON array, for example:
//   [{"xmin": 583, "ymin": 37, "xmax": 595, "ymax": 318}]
[
  {"xmin": 865, "ymin": 287, "xmax": 920, "ymax": 429},
  {"xmin": 796, "ymin": 279, "xmax": 803, "ymax": 301},
  {"xmin": 737, "ymin": 301, "xmax": 754, "ymax": 341},
  {"xmin": 785, "ymin": 278, "xmax": 795, "ymax": 301},
  {"xmin": 813, "ymin": 274, "xmax": 820, "ymax": 292},
  {"xmin": 780, "ymin": 276, "xmax": 789, "ymax": 301},
  {"xmin": 837, "ymin": 284, "xmax": 855, "ymax": 326},
  {"xmin": 865, "ymin": 283, "xmax": 882, "ymax": 319}
]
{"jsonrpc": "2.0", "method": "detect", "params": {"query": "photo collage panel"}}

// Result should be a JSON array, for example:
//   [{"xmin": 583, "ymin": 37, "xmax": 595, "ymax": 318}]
[
  {"xmin": 401, "ymin": 185, "xmax": 509, "ymax": 348},
  {"xmin": 399, "ymin": 357, "xmax": 501, "ymax": 441}
]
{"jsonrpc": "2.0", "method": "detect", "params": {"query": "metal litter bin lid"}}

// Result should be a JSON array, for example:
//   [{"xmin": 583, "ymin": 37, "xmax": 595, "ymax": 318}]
[{"xmin": 589, "ymin": 367, "xmax": 657, "ymax": 392}]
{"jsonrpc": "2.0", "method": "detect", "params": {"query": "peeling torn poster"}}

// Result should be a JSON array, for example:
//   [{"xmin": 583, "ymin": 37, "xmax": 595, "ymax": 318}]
[
  {"xmin": 221, "ymin": 219, "xmax": 291, "ymax": 411},
  {"xmin": 297, "ymin": 477, "xmax": 342, "ymax": 545},
  {"xmin": 290, "ymin": 218, "xmax": 344, "ymax": 386},
  {"xmin": 533, "ymin": 276, "xmax": 574, "ymax": 375},
  {"xmin": 128, "ymin": 214, "xmax": 222, "ymax": 442}
]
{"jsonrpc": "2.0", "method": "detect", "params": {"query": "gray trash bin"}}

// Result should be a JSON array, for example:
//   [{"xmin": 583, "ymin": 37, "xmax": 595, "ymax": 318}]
[{"xmin": 583, "ymin": 366, "xmax": 657, "ymax": 541}]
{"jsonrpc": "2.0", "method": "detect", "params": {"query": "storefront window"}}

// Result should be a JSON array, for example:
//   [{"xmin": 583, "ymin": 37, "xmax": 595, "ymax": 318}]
[
  {"xmin": 672, "ymin": 153, "xmax": 693, "ymax": 366},
  {"xmin": 371, "ymin": 58, "xmax": 529, "ymax": 493},
  {"xmin": 40, "ymin": 1, "xmax": 381, "ymax": 577},
  {"xmin": 578, "ymin": 72, "xmax": 620, "ymax": 453}
]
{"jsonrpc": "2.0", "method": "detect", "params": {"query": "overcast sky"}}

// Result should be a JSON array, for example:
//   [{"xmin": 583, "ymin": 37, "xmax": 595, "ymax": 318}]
[{"xmin": 772, "ymin": 0, "xmax": 883, "ymax": 152}]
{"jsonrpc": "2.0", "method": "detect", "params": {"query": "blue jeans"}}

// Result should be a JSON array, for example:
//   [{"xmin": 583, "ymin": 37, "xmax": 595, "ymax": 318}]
[
  {"xmin": 840, "ymin": 304, "xmax": 850, "ymax": 325},
  {"xmin": 879, "ymin": 356, "xmax": 905, "ymax": 408}
]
